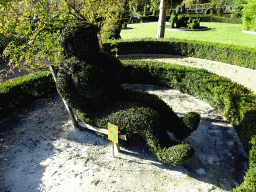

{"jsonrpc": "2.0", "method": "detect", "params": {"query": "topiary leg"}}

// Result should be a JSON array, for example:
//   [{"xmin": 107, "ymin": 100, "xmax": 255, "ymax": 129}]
[
  {"xmin": 78, "ymin": 102, "xmax": 195, "ymax": 165},
  {"xmin": 138, "ymin": 127, "xmax": 195, "ymax": 164}
]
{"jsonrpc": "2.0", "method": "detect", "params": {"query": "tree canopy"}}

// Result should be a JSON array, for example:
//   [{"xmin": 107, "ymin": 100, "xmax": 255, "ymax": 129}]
[{"xmin": 0, "ymin": 0, "xmax": 125, "ymax": 72}]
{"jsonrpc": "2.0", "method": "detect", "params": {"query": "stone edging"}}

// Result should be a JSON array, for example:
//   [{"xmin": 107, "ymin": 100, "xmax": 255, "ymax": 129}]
[
  {"xmin": 165, "ymin": 25, "xmax": 210, "ymax": 31},
  {"xmin": 242, "ymin": 30, "xmax": 256, "ymax": 35}
]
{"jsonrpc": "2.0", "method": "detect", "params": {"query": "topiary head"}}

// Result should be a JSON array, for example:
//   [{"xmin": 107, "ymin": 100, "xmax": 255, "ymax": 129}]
[{"xmin": 58, "ymin": 21, "xmax": 100, "ymax": 61}]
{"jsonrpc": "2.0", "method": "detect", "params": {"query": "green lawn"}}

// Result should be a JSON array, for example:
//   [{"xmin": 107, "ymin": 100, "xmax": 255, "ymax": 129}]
[{"xmin": 120, "ymin": 22, "xmax": 256, "ymax": 49}]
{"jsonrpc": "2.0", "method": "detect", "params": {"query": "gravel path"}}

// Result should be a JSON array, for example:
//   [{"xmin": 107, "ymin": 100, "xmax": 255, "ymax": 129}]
[
  {"xmin": 118, "ymin": 54, "xmax": 256, "ymax": 95},
  {"xmin": 0, "ymin": 54, "xmax": 254, "ymax": 191}
]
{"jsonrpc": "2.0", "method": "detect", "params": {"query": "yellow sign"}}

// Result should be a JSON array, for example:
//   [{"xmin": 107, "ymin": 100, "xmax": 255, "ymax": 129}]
[{"xmin": 108, "ymin": 123, "xmax": 118, "ymax": 143}]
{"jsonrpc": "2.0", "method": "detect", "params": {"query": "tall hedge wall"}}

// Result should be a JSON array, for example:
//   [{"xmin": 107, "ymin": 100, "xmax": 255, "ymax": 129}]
[{"xmin": 103, "ymin": 39, "xmax": 256, "ymax": 70}]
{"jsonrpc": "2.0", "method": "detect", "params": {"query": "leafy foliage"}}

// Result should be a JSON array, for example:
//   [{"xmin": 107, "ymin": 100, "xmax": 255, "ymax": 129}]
[
  {"xmin": 242, "ymin": 0, "xmax": 256, "ymax": 32},
  {"xmin": 0, "ymin": 0, "xmax": 125, "ymax": 72},
  {"xmin": 0, "ymin": 71, "xmax": 56, "ymax": 120},
  {"xmin": 187, "ymin": 17, "xmax": 200, "ymax": 29},
  {"xmin": 103, "ymin": 39, "xmax": 256, "ymax": 69}
]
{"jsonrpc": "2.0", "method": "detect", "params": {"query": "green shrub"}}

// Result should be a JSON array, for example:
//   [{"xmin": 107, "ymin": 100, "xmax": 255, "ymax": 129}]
[
  {"xmin": 103, "ymin": 39, "xmax": 256, "ymax": 70},
  {"xmin": 76, "ymin": 100, "xmax": 196, "ymax": 165},
  {"xmin": 176, "ymin": 5, "xmax": 181, "ymax": 15},
  {"xmin": 187, "ymin": 18, "xmax": 200, "ymax": 29},
  {"xmin": 169, "ymin": 12, "xmax": 178, "ymax": 28},
  {"xmin": 56, "ymin": 21, "xmax": 201, "ymax": 165},
  {"xmin": 234, "ymin": 135, "xmax": 256, "ymax": 191},
  {"xmin": 218, "ymin": 8, "xmax": 224, "ymax": 16},
  {"xmin": 242, "ymin": 0, "xmax": 256, "ymax": 32},
  {"xmin": 184, "ymin": 14, "xmax": 242, "ymax": 24},
  {"xmin": 0, "ymin": 71, "xmax": 56, "ymax": 120},
  {"xmin": 177, "ymin": 15, "xmax": 186, "ymax": 28}
]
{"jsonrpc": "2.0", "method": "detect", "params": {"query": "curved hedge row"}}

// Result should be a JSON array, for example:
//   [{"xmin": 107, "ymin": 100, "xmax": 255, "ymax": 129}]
[
  {"xmin": 0, "ymin": 70, "xmax": 56, "ymax": 121},
  {"xmin": 121, "ymin": 15, "xmax": 242, "ymax": 24},
  {"xmin": 103, "ymin": 38, "xmax": 256, "ymax": 70}
]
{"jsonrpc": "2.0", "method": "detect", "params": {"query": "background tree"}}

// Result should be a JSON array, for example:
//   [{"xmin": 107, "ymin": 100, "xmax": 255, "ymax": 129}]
[
  {"xmin": 150, "ymin": 0, "xmax": 160, "ymax": 15},
  {"xmin": 156, "ymin": 0, "xmax": 167, "ymax": 38},
  {"xmin": 0, "ymin": 0, "xmax": 125, "ymax": 73}
]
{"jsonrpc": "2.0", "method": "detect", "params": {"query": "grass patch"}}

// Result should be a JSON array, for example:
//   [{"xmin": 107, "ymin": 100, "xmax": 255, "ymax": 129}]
[{"xmin": 120, "ymin": 22, "xmax": 256, "ymax": 49}]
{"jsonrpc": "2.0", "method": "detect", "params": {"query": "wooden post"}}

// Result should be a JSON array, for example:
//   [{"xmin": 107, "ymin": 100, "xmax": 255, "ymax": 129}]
[
  {"xmin": 49, "ymin": 66, "xmax": 79, "ymax": 129},
  {"xmin": 112, "ymin": 142, "xmax": 115, "ymax": 157},
  {"xmin": 156, "ymin": 0, "xmax": 167, "ymax": 39}
]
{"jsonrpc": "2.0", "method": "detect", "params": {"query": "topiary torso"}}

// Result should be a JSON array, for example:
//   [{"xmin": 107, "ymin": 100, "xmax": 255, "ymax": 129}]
[{"xmin": 56, "ymin": 21, "xmax": 201, "ymax": 165}]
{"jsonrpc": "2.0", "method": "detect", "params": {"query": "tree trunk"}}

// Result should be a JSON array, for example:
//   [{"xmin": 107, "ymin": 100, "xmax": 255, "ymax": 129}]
[{"xmin": 156, "ymin": 0, "xmax": 167, "ymax": 39}]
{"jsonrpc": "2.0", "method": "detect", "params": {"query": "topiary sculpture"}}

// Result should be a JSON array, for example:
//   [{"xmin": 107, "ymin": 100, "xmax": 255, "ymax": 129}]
[
  {"xmin": 169, "ymin": 12, "xmax": 178, "ymax": 28},
  {"xmin": 188, "ymin": 18, "xmax": 200, "ymax": 29},
  {"xmin": 176, "ymin": 15, "xmax": 186, "ymax": 28},
  {"xmin": 56, "ymin": 21, "xmax": 201, "ymax": 165}
]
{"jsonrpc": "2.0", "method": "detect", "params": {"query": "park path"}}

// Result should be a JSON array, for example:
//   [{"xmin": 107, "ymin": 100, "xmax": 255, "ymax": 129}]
[{"xmin": 118, "ymin": 54, "xmax": 256, "ymax": 95}]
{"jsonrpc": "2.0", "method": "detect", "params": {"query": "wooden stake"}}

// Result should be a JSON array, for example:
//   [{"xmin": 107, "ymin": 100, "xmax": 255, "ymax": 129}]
[
  {"xmin": 49, "ymin": 66, "xmax": 79, "ymax": 129},
  {"xmin": 112, "ymin": 141, "xmax": 115, "ymax": 157}
]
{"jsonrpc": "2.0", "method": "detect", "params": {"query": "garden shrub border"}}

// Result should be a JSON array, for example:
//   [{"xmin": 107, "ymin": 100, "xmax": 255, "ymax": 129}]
[
  {"xmin": 103, "ymin": 38, "xmax": 256, "ymax": 70},
  {"xmin": 0, "ymin": 70, "xmax": 56, "ymax": 121},
  {"xmin": 121, "ymin": 15, "xmax": 242, "ymax": 24},
  {"xmin": 1, "ymin": 40, "xmax": 256, "ymax": 190}
]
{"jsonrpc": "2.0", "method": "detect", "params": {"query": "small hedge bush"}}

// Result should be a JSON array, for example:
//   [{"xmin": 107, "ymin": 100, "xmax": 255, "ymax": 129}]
[
  {"xmin": 103, "ymin": 39, "xmax": 256, "ymax": 70},
  {"xmin": 0, "ymin": 70, "xmax": 56, "ymax": 120},
  {"xmin": 242, "ymin": 0, "xmax": 256, "ymax": 32}
]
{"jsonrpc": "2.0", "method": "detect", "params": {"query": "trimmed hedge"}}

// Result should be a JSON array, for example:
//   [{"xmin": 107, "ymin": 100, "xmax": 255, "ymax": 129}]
[
  {"xmin": 121, "ymin": 15, "xmax": 242, "ymax": 24},
  {"xmin": 103, "ymin": 39, "xmax": 256, "ymax": 70},
  {"xmin": 242, "ymin": 0, "xmax": 256, "ymax": 32},
  {"xmin": 184, "ymin": 14, "xmax": 242, "ymax": 24},
  {"xmin": 0, "ymin": 70, "xmax": 56, "ymax": 120}
]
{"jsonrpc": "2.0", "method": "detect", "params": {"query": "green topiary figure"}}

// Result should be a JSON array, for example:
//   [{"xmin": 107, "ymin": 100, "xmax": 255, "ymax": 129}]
[
  {"xmin": 169, "ymin": 12, "xmax": 178, "ymax": 28},
  {"xmin": 56, "ymin": 21, "xmax": 201, "ymax": 165},
  {"xmin": 188, "ymin": 18, "xmax": 200, "ymax": 29},
  {"xmin": 176, "ymin": 15, "xmax": 186, "ymax": 28}
]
